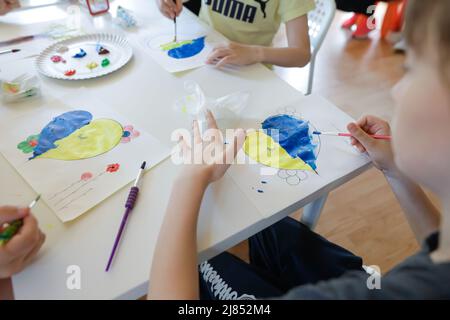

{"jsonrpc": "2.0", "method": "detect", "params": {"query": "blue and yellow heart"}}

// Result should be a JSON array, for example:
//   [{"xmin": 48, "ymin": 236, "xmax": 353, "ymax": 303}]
[
  {"xmin": 17, "ymin": 111, "xmax": 134, "ymax": 161},
  {"xmin": 244, "ymin": 115, "xmax": 318, "ymax": 172},
  {"xmin": 160, "ymin": 36, "xmax": 206, "ymax": 59}
]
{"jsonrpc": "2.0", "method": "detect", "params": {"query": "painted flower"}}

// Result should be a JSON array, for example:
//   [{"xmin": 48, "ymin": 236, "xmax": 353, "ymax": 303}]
[
  {"xmin": 278, "ymin": 169, "xmax": 308, "ymax": 186},
  {"xmin": 106, "ymin": 163, "xmax": 120, "ymax": 173},
  {"xmin": 81, "ymin": 172, "xmax": 93, "ymax": 181},
  {"xmin": 17, "ymin": 135, "xmax": 40, "ymax": 154},
  {"xmin": 121, "ymin": 125, "xmax": 140, "ymax": 143}
]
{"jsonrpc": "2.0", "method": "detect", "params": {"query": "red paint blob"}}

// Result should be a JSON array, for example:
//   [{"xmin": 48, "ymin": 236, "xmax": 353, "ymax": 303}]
[{"xmin": 64, "ymin": 69, "xmax": 76, "ymax": 76}]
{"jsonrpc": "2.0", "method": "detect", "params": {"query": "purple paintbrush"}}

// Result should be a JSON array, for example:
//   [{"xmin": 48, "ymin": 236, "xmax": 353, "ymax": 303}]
[{"xmin": 105, "ymin": 161, "xmax": 146, "ymax": 272}]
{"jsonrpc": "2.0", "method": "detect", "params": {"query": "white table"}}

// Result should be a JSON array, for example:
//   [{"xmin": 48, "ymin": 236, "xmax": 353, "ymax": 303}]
[{"xmin": 0, "ymin": 0, "xmax": 370, "ymax": 299}]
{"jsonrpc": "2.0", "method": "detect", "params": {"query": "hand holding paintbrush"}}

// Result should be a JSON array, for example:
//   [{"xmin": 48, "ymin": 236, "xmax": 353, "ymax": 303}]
[
  {"xmin": 0, "ymin": 196, "xmax": 45, "ymax": 278},
  {"xmin": 156, "ymin": 0, "xmax": 183, "ymax": 42}
]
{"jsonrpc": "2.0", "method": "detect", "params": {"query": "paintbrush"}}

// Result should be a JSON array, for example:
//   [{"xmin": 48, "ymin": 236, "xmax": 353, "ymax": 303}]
[
  {"xmin": 313, "ymin": 131, "xmax": 392, "ymax": 140},
  {"xmin": 0, "ymin": 48, "xmax": 21, "ymax": 55},
  {"xmin": 0, "ymin": 35, "xmax": 42, "ymax": 47},
  {"xmin": 173, "ymin": 0, "xmax": 178, "ymax": 43},
  {"xmin": 105, "ymin": 161, "xmax": 146, "ymax": 272},
  {"xmin": 28, "ymin": 194, "xmax": 41, "ymax": 209}
]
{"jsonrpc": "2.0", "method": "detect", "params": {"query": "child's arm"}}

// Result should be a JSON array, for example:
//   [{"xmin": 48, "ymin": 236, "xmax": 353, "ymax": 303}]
[
  {"xmin": 348, "ymin": 117, "xmax": 441, "ymax": 244},
  {"xmin": 0, "ymin": 277, "xmax": 14, "ymax": 300},
  {"xmin": 147, "ymin": 171, "xmax": 209, "ymax": 300},
  {"xmin": 148, "ymin": 112, "xmax": 246, "ymax": 300},
  {"xmin": 207, "ymin": 15, "xmax": 311, "ymax": 68}
]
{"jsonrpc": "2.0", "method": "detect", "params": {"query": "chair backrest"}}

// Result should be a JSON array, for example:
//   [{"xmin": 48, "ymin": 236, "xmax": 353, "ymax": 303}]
[{"xmin": 308, "ymin": 0, "xmax": 336, "ymax": 54}]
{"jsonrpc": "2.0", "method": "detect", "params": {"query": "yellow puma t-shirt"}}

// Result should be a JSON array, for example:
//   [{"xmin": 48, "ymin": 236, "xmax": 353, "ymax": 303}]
[{"xmin": 199, "ymin": 0, "xmax": 316, "ymax": 46}]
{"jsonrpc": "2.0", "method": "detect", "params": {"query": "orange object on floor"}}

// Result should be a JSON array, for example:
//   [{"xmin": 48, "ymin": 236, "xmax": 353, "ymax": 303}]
[
  {"xmin": 381, "ymin": 0, "xmax": 407, "ymax": 39},
  {"xmin": 341, "ymin": 13, "xmax": 358, "ymax": 30},
  {"xmin": 352, "ymin": 14, "xmax": 376, "ymax": 39}
]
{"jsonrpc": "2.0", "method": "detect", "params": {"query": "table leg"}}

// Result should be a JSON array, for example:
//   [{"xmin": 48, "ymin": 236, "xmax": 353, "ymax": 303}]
[{"xmin": 300, "ymin": 193, "xmax": 329, "ymax": 229}]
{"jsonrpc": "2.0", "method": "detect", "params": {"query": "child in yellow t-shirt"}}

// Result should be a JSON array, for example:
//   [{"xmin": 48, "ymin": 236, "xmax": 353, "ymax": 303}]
[{"xmin": 156, "ymin": 0, "xmax": 315, "ymax": 68}]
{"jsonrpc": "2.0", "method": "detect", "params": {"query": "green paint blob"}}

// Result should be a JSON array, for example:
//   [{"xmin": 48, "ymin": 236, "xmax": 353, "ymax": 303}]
[{"xmin": 101, "ymin": 58, "xmax": 110, "ymax": 67}]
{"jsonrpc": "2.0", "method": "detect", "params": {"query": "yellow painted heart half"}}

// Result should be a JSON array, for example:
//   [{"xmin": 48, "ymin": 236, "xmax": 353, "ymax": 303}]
[
  {"xmin": 38, "ymin": 119, "xmax": 123, "ymax": 161},
  {"xmin": 244, "ymin": 131, "xmax": 313, "ymax": 171}
]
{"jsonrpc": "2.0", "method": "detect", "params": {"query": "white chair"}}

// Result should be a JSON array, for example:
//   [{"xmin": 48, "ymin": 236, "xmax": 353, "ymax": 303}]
[{"xmin": 306, "ymin": 0, "xmax": 336, "ymax": 95}]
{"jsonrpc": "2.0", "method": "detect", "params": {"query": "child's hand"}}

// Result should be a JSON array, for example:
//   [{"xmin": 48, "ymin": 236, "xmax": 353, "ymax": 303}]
[
  {"xmin": 0, "ymin": 206, "xmax": 45, "ymax": 278},
  {"xmin": 206, "ymin": 42, "xmax": 263, "ymax": 68},
  {"xmin": 0, "ymin": 0, "xmax": 20, "ymax": 15},
  {"xmin": 347, "ymin": 116, "xmax": 397, "ymax": 176},
  {"xmin": 178, "ymin": 110, "xmax": 246, "ymax": 184},
  {"xmin": 156, "ymin": 0, "xmax": 183, "ymax": 19}
]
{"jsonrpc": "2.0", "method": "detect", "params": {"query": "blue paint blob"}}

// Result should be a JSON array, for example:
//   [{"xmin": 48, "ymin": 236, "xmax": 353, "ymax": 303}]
[
  {"xmin": 122, "ymin": 131, "xmax": 131, "ymax": 138},
  {"xmin": 30, "ymin": 111, "xmax": 93, "ymax": 159},
  {"xmin": 73, "ymin": 49, "xmax": 87, "ymax": 59},
  {"xmin": 167, "ymin": 37, "xmax": 206, "ymax": 59},
  {"xmin": 261, "ymin": 181, "xmax": 268, "ymax": 184},
  {"xmin": 257, "ymin": 189, "xmax": 264, "ymax": 193},
  {"xmin": 262, "ymin": 114, "xmax": 318, "ymax": 170}
]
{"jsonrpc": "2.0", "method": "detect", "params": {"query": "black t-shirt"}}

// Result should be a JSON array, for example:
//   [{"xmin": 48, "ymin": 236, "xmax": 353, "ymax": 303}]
[{"xmin": 281, "ymin": 233, "xmax": 450, "ymax": 299}]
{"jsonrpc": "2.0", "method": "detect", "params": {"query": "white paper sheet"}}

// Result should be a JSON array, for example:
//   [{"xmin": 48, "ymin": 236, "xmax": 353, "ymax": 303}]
[
  {"xmin": 228, "ymin": 95, "xmax": 371, "ymax": 218},
  {"xmin": 0, "ymin": 92, "xmax": 170, "ymax": 222},
  {"xmin": 136, "ymin": 12, "xmax": 224, "ymax": 73}
]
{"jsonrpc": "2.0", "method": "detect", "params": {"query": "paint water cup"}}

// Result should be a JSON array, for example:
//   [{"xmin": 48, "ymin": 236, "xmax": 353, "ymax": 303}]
[{"xmin": 84, "ymin": 0, "xmax": 109, "ymax": 16}]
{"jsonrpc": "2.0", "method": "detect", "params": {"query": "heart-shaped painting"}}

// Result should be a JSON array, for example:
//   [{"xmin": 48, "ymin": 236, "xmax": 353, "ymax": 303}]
[{"xmin": 21, "ymin": 111, "xmax": 124, "ymax": 161}]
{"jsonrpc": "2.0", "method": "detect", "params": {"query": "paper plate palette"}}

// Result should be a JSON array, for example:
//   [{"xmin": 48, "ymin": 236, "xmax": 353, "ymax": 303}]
[{"xmin": 36, "ymin": 33, "xmax": 133, "ymax": 80}]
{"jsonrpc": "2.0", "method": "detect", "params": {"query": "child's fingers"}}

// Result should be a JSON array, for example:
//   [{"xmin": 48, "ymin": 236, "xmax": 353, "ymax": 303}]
[
  {"xmin": 161, "ymin": 7, "xmax": 175, "ymax": 19},
  {"xmin": 192, "ymin": 120, "xmax": 202, "ymax": 144},
  {"xmin": 350, "ymin": 137, "xmax": 366, "ymax": 153},
  {"xmin": 175, "ymin": 0, "xmax": 183, "ymax": 14},
  {"xmin": 0, "ymin": 1, "xmax": 6, "ymax": 13},
  {"xmin": 5, "ymin": 215, "xmax": 40, "ymax": 255},
  {"xmin": 205, "ymin": 109, "xmax": 218, "ymax": 130},
  {"xmin": 177, "ymin": 132, "xmax": 191, "ymax": 156},
  {"xmin": 356, "ymin": 116, "xmax": 378, "ymax": 134},
  {"xmin": 162, "ymin": 0, "xmax": 176, "ymax": 18},
  {"xmin": 4, "ymin": 231, "xmax": 44, "ymax": 276},
  {"xmin": 206, "ymin": 48, "xmax": 232, "ymax": 63},
  {"xmin": 356, "ymin": 115, "xmax": 390, "ymax": 135},
  {"xmin": 213, "ymin": 48, "xmax": 233, "ymax": 57},
  {"xmin": 162, "ymin": 9, "xmax": 172, "ymax": 19},
  {"xmin": 8, "ymin": 0, "xmax": 20, "ymax": 9},
  {"xmin": 216, "ymin": 56, "xmax": 235, "ymax": 68},
  {"xmin": 163, "ymin": 0, "xmax": 176, "ymax": 10},
  {"xmin": 224, "ymin": 129, "xmax": 246, "ymax": 163},
  {"xmin": 0, "ymin": 206, "xmax": 29, "ymax": 224},
  {"xmin": 21, "ymin": 231, "xmax": 45, "ymax": 267},
  {"xmin": 347, "ymin": 122, "xmax": 375, "ymax": 150}
]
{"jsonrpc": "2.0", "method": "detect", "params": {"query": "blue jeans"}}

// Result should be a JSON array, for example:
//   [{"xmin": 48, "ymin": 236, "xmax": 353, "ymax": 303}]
[{"xmin": 199, "ymin": 217, "xmax": 363, "ymax": 300}]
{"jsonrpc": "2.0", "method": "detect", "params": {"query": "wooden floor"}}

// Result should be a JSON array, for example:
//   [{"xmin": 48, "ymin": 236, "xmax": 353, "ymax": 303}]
[{"xmin": 228, "ymin": 11, "xmax": 425, "ymax": 274}]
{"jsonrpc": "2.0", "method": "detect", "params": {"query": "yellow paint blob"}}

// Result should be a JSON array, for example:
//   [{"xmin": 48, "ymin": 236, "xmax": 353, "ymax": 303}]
[
  {"xmin": 86, "ymin": 62, "xmax": 99, "ymax": 70},
  {"xmin": 160, "ymin": 40, "xmax": 194, "ymax": 51},
  {"xmin": 38, "ymin": 119, "xmax": 123, "ymax": 160},
  {"xmin": 244, "ymin": 131, "xmax": 313, "ymax": 171}
]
